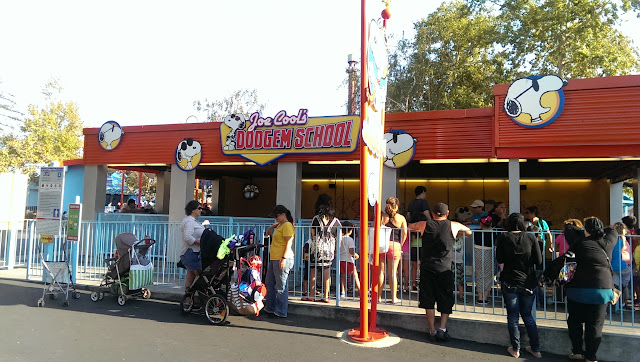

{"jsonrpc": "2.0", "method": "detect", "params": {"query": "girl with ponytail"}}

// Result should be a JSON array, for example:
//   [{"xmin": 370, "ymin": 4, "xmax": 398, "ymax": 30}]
[{"xmin": 379, "ymin": 197, "xmax": 408, "ymax": 305}]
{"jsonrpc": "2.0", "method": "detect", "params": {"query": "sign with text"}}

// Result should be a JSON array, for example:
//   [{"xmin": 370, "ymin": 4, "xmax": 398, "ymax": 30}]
[
  {"xmin": 66, "ymin": 203, "xmax": 82, "ymax": 242},
  {"xmin": 220, "ymin": 110, "xmax": 360, "ymax": 165},
  {"xmin": 36, "ymin": 167, "xmax": 65, "ymax": 238}
]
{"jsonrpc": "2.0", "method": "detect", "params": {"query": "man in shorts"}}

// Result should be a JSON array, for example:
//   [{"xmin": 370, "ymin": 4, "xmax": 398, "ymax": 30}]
[{"xmin": 420, "ymin": 203, "xmax": 471, "ymax": 342}]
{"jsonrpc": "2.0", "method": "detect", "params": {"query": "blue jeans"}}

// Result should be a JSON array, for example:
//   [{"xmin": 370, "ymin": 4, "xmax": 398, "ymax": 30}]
[
  {"xmin": 501, "ymin": 283, "xmax": 540, "ymax": 353},
  {"xmin": 265, "ymin": 258, "xmax": 293, "ymax": 317}
]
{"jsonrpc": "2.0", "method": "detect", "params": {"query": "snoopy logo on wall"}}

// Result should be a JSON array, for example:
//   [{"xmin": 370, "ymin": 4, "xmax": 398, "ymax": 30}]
[
  {"xmin": 98, "ymin": 121, "xmax": 124, "ymax": 150},
  {"xmin": 222, "ymin": 113, "xmax": 246, "ymax": 151},
  {"xmin": 383, "ymin": 130, "xmax": 416, "ymax": 168},
  {"xmin": 504, "ymin": 75, "xmax": 568, "ymax": 128},
  {"xmin": 175, "ymin": 138, "xmax": 202, "ymax": 171}
]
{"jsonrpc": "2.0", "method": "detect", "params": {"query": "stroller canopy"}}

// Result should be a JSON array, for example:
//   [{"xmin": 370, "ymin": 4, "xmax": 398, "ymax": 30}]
[{"xmin": 200, "ymin": 228, "xmax": 226, "ymax": 269}]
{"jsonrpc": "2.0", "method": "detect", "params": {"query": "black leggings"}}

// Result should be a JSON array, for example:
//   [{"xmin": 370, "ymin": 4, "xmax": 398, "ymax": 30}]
[{"xmin": 567, "ymin": 300, "xmax": 607, "ymax": 361}]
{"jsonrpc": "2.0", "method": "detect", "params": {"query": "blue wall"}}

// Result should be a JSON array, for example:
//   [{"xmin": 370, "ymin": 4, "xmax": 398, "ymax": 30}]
[{"xmin": 62, "ymin": 165, "xmax": 85, "ymax": 213}]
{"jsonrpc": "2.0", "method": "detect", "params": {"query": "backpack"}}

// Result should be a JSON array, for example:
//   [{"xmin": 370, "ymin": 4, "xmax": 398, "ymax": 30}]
[
  {"xmin": 308, "ymin": 216, "xmax": 340, "ymax": 265},
  {"xmin": 543, "ymin": 251, "xmax": 576, "ymax": 286}
]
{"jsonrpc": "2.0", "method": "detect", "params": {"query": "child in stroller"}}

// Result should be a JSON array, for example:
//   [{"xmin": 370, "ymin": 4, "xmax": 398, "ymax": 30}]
[
  {"xmin": 179, "ymin": 228, "xmax": 265, "ymax": 325},
  {"xmin": 91, "ymin": 232, "xmax": 156, "ymax": 306}
]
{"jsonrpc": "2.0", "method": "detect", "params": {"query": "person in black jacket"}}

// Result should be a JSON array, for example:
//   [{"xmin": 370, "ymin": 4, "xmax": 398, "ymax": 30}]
[
  {"xmin": 495, "ymin": 213, "xmax": 543, "ymax": 359},
  {"xmin": 565, "ymin": 217, "xmax": 617, "ymax": 362}
]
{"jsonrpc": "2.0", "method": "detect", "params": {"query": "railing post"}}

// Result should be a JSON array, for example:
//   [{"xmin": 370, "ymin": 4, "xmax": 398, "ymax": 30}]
[
  {"xmin": 26, "ymin": 221, "xmax": 35, "ymax": 280},
  {"xmin": 6, "ymin": 224, "xmax": 16, "ymax": 270}
]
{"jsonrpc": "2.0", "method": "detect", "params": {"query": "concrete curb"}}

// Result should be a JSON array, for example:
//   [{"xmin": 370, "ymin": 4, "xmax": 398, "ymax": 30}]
[{"xmin": 286, "ymin": 302, "xmax": 640, "ymax": 361}]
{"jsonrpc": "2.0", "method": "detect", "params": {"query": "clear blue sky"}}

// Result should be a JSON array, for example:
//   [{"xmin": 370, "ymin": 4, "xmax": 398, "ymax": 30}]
[{"xmin": 1, "ymin": 0, "xmax": 638, "ymax": 128}]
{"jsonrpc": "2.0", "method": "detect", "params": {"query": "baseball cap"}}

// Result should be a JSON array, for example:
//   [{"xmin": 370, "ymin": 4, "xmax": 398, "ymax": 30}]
[
  {"xmin": 470, "ymin": 200, "xmax": 484, "ymax": 208},
  {"xmin": 432, "ymin": 203, "xmax": 449, "ymax": 217},
  {"xmin": 268, "ymin": 204, "xmax": 288, "ymax": 218}
]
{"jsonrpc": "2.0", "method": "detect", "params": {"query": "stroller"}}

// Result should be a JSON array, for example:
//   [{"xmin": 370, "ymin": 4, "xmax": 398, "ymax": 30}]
[
  {"xmin": 37, "ymin": 240, "xmax": 81, "ymax": 308},
  {"xmin": 179, "ymin": 228, "xmax": 265, "ymax": 325},
  {"xmin": 90, "ymin": 233, "xmax": 156, "ymax": 306}
]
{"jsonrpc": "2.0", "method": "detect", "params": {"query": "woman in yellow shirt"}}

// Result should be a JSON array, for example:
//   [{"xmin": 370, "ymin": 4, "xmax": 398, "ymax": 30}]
[{"xmin": 264, "ymin": 204, "xmax": 295, "ymax": 318}]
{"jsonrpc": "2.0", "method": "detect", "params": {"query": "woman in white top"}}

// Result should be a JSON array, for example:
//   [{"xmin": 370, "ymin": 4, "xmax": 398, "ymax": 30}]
[{"xmin": 180, "ymin": 200, "xmax": 206, "ymax": 294}]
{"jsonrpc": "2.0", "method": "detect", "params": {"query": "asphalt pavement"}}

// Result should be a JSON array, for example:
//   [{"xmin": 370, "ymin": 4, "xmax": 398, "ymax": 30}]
[{"xmin": 0, "ymin": 278, "xmax": 565, "ymax": 361}]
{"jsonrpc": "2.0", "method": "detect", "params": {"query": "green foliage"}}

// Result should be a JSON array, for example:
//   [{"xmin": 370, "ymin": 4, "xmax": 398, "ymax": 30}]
[
  {"xmin": 193, "ymin": 89, "xmax": 266, "ymax": 122},
  {"xmin": 0, "ymin": 80, "xmax": 83, "ymax": 179},
  {"xmin": 0, "ymin": 82, "xmax": 23, "ymax": 132},
  {"xmin": 387, "ymin": 0, "xmax": 640, "ymax": 112}
]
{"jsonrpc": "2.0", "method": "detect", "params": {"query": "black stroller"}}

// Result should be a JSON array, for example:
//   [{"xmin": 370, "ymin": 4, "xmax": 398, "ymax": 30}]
[
  {"xmin": 90, "ymin": 232, "xmax": 156, "ymax": 306},
  {"xmin": 178, "ymin": 228, "xmax": 263, "ymax": 325}
]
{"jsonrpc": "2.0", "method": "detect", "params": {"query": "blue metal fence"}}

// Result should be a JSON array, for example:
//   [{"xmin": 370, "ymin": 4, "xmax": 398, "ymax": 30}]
[{"xmin": 2, "ymin": 215, "xmax": 638, "ymax": 328}]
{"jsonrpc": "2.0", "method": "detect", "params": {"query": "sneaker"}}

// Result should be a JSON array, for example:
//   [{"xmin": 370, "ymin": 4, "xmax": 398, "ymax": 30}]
[
  {"xmin": 569, "ymin": 353, "xmax": 584, "ymax": 360},
  {"xmin": 426, "ymin": 332, "xmax": 437, "ymax": 342},
  {"xmin": 339, "ymin": 292, "xmax": 346, "ymax": 298},
  {"xmin": 435, "ymin": 329, "xmax": 450, "ymax": 342},
  {"xmin": 476, "ymin": 299, "xmax": 488, "ymax": 305}
]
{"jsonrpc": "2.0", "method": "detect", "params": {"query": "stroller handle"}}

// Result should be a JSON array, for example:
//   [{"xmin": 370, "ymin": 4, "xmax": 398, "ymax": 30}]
[{"xmin": 134, "ymin": 238, "xmax": 156, "ymax": 247}]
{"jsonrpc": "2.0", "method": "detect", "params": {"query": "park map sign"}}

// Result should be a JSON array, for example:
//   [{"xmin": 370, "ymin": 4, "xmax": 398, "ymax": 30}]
[{"xmin": 219, "ymin": 109, "xmax": 360, "ymax": 166}]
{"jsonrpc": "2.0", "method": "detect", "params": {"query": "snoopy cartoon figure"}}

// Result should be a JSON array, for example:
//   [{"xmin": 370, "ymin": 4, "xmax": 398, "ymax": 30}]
[
  {"xmin": 383, "ymin": 130, "xmax": 417, "ymax": 168},
  {"xmin": 98, "ymin": 121, "xmax": 124, "ymax": 150},
  {"xmin": 223, "ymin": 113, "xmax": 246, "ymax": 151},
  {"xmin": 175, "ymin": 138, "xmax": 202, "ymax": 171},
  {"xmin": 504, "ymin": 75, "xmax": 567, "ymax": 125}
]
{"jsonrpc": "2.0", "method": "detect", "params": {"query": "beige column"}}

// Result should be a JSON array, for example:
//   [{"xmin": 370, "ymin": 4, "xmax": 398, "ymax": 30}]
[
  {"xmin": 276, "ymin": 162, "xmax": 302, "ymax": 221},
  {"xmin": 81, "ymin": 165, "xmax": 107, "ymax": 221}
]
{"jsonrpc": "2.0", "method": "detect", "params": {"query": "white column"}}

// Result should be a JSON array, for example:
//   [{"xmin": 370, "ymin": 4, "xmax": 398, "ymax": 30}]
[
  {"xmin": 168, "ymin": 164, "xmax": 196, "ymax": 222},
  {"xmin": 167, "ymin": 164, "xmax": 195, "ymax": 263},
  {"xmin": 508, "ymin": 159, "xmax": 520, "ymax": 214},
  {"xmin": 155, "ymin": 171, "xmax": 171, "ymax": 214},
  {"xmin": 81, "ymin": 165, "xmax": 107, "ymax": 221},
  {"xmin": 610, "ymin": 181, "xmax": 624, "ymax": 225},
  {"xmin": 382, "ymin": 166, "xmax": 398, "ymax": 203},
  {"xmin": 276, "ymin": 162, "xmax": 302, "ymax": 221}
]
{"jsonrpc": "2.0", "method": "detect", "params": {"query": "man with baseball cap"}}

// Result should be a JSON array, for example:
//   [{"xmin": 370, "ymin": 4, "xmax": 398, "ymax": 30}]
[
  {"xmin": 420, "ymin": 202, "xmax": 471, "ymax": 342},
  {"xmin": 470, "ymin": 199, "xmax": 487, "ymax": 226}
]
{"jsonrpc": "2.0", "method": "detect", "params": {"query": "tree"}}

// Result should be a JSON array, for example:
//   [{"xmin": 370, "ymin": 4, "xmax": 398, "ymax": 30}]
[
  {"xmin": 193, "ymin": 89, "xmax": 266, "ymax": 122},
  {"xmin": 387, "ymin": 0, "xmax": 640, "ymax": 112},
  {"xmin": 0, "ymin": 79, "xmax": 83, "ymax": 179},
  {"xmin": 492, "ymin": 0, "xmax": 640, "ymax": 79},
  {"xmin": 0, "ymin": 82, "xmax": 23, "ymax": 132}
]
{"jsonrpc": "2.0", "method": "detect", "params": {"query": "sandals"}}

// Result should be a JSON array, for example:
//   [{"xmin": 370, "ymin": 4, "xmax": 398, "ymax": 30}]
[
  {"xmin": 317, "ymin": 298, "xmax": 330, "ymax": 303},
  {"xmin": 525, "ymin": 346, "xmax": 542, "ymax": 359},
  {"xmin": 301, "ymin": 297, "xmax": 314, "ymax": 302},
  {"xmin": 507, "ymin": 347, "xmax": 520, "ymax": 358}
]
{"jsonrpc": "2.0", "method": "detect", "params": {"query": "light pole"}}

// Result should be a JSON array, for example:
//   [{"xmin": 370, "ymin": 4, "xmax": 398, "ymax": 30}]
[{"xmin": 185, "ymin": 115, "xmax": 198, "ymax": 123}]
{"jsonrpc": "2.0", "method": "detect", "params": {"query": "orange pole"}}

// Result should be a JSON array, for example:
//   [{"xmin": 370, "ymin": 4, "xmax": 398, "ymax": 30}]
[{"xmin": 358, "ymin": 0, "xmax": 369, "ymax": 340}]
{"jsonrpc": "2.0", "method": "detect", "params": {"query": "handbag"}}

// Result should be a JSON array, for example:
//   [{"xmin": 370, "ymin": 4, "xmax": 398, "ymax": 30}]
[
  {"xmin": 595, "ymin": 238, "xmax": 622, "ymax": 306},
  {"xmin": 543, "ymin": 251, "xmax": 576, "ymax": 286},
  {"xmin": 368, "ymin": 225, "xmax": 392, "ymax": 255},
  {"xmin": 129, "ymin": 262, "xmax": 153, "ymax": 290}
]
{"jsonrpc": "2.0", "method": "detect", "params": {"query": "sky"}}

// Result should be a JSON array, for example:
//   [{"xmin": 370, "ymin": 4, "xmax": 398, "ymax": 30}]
[{"xmin": 1, "ymin": 0, "xmax": 639, "ymax": 129}]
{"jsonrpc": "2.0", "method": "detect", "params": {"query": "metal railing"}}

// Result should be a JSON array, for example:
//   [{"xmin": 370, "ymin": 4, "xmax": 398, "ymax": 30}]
[{"xmin": 2, "ymin": 216, "xmax": 638, "ymax": 329}]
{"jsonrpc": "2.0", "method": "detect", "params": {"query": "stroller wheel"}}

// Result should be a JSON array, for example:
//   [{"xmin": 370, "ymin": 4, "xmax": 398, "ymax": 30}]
[
  {"xmin": 117, "ymin": 295, "xmax": 126, "ymax": 306},
  {"xmin": 205, "ymin": 294, "xmax": 228, "ymax": 325},
  {"xmin": 49, "ymin": 293, "xmax": 58, "ymax": 300},
  {"xmin": 63, "ymin": 300, "xmax": 69, "ymax": 307},
  {"xmin": 180, "ymin": 294, "xmax": 193, "ymax": 314},
  {"xmin": 37, "ymin": 298, "xmax": 45, "ymax": 307},
  {"xmin": 98, "ymin": 292, "xmax": 104, "ymax": 301},
  {"xmin": 142, "ymin": 288, "xmax": 151, "ymax": 299},
  {"xmin": 90, "ymin": 292, "xmax": 99, "ymax": 302},
  {"xmin": 72, "ymin": 291, "xmax": 81, "ymax": 299}
]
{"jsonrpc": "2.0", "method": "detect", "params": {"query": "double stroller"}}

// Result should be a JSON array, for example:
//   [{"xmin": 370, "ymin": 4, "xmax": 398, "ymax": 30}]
[
  {"xmin": 91, "ymin": 233, "xmax": 156, "ymax": 306},
  {"xmin": 179, "ymin": 228, "xmax": 266, "ymax": 325}
]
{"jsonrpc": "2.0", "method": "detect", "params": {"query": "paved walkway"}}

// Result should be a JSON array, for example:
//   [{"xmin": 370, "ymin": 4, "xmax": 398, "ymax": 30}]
[{"xmin": 2, "ymin": 267, "xmax": 639, "ymax": 360}]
